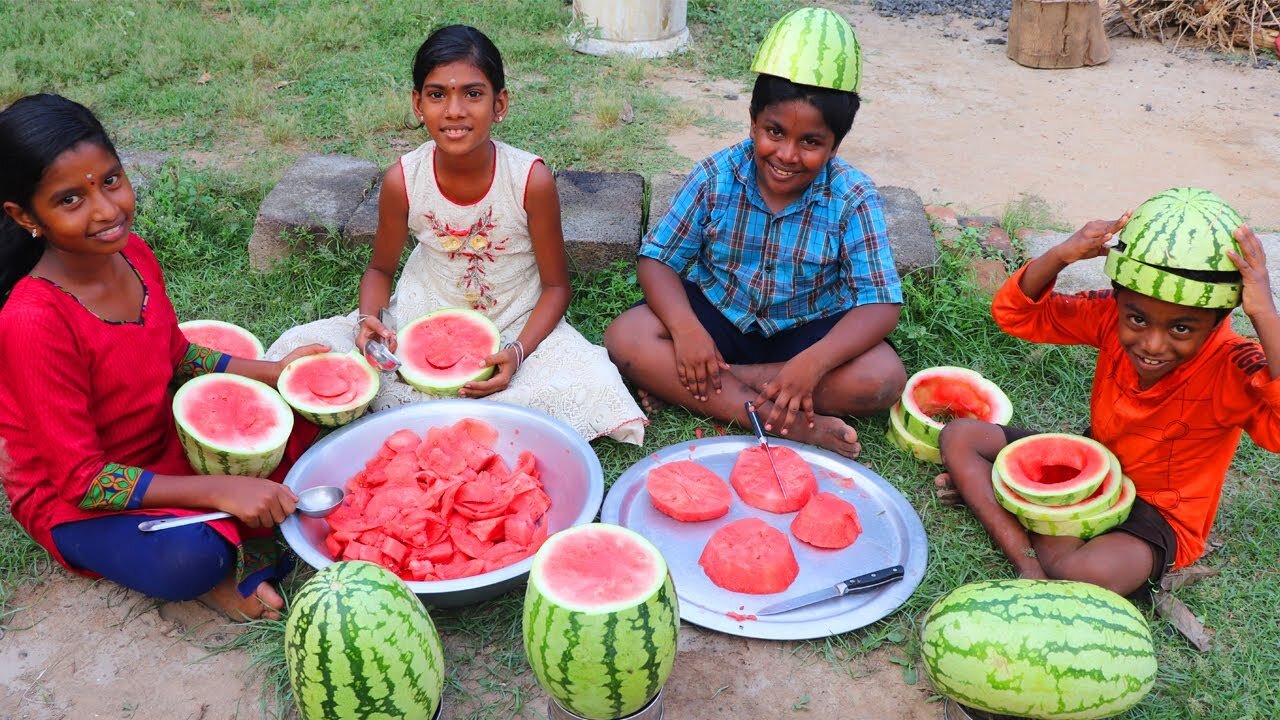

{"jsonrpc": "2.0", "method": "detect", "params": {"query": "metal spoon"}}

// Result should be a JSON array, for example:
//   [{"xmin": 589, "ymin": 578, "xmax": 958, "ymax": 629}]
[
  {"xmin": 363, "ymin": 306, "xmax": 402, "ymax": 371},
  {"xmin": 136, "ymin": 485, "xmax": 346, "ymax": 532}
]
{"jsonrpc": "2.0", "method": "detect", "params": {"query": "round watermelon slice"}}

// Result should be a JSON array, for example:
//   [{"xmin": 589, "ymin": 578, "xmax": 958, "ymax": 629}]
[
  {"xmin": 994, "ymin": 433, "xmax": 1112, "ymax": 507},
  {"xmin": 397, "ymin": 308, "xmax": 501, "ymax": 396},
  {"xmin": 729, "ymin": 445, "xmax": 817, "ymax": 513},
  {"xmin": 900, "ymin": 366, "xmax": 1013, "ymax": 446},
  {"xmin": 524, "ymin": 523, "xmax": 678, "ymax": 720},
  {"xmin": 699, "ymin": 517, "xmax": 799, "ymax": 594},
  {"xmin": 173, "ymin": 374, "xmax": 293, "ymax": 477},
  {"xmin": 790, "ymin": 492, "xmax": 862, "ymax": 549},
  {"xmin": 993, "ymin": 449, "xmax": 1123, "ymax": 523},
  {"xmin": 277, "ymin": 351, "xmax": 379, "ymax": 428},
  {"xmin": 178, "ymin": 319, "xmax": 265, "ymax": 360},
  {"xmin": 646, "ymin": 460, "xmax": 732, "ymax": 522},
  {"xmin": 887, "ymin": 401, "xmax": 942, "ymax": 464},
  {"xmin": 1017, "ymin": 476, "xmax": 1136, "ymax": 540}
]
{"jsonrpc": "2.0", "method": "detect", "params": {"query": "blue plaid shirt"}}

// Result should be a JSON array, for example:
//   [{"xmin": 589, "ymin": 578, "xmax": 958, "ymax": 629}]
[{"xmin": 640, "ymin": 140, "xmax": 902, "ymax": 337}]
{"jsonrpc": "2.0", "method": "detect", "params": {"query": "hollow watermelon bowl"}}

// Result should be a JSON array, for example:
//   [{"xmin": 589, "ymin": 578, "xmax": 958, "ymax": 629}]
[{"xmin": 281, "ymin": 400, "xmax": 604, "ymax": 607}]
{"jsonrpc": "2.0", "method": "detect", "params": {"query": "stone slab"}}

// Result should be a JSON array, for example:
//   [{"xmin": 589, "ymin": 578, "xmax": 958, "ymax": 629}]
[
  {"xmin": 248, "ymin": 154, "xmax": 379, "ymax": 270},
  {"xmin": 646, "ymin": 171, "xmax": 688, "ymax": 232},
  {"xmin": 880, "ymin": 185, "xmax": 937, "ymax": 278},
  {"xmin": 557, "ymin": 170, "xmax": 645, "ymax": 273},
  {"xmin": 120, "ymin": 150, "xmax": 171, "ymax": 191},
  {"xmin": 343, "ymin": 180, "xmax": 382, "ymax": 248}
]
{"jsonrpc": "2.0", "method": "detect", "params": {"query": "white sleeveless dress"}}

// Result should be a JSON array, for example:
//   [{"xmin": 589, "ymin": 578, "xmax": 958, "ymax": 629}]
[{"xmin": 267, "ymin": 140, "xmax": 645, "ymax": 444}]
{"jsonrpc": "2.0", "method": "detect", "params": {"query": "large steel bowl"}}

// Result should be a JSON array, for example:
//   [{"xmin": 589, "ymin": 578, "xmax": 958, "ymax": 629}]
[{"xmin": 281, "ymin": 399, "xmax": 604, "ymax": 607}]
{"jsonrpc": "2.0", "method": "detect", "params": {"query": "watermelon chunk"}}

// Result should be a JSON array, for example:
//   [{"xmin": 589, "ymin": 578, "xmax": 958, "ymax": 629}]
[
  {"xmin": 728, "ymin": 446, "xmax": 817, "ymax": 513},
  {"xmin": 699, "ymin": 517, "xmax": 799, "ymax": 594},
  {"xmin": 646, "ymin": 460, "xmax": 733, "ymax": 522},
  {"xmin": 790, "ymin": 492, "xmax": 862, "ymax": 549}
]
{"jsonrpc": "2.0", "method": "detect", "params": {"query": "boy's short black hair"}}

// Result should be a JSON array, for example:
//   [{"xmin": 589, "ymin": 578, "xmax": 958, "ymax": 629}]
[{"xmin": 749, "ymin": 74, "xmax": 860, "ymax": 146}]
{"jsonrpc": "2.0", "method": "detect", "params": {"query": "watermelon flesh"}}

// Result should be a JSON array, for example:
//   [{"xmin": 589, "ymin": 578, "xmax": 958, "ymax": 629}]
[
  {"xmin": 179, "ymin": 319, "xmax": 264, "ymax": 360},
  {"xmin": 646, "ymin": 460, "xmax": 733, "ymax": 522},
  {"xmin": 790, "ymin": 492, "xmax": 861, "ymax": 549},
  {"xmin": 993, "ymin": 450, "xmax": 1123, "ymax": 523},
  {"xmin": 729, "ymin": 446, "xmax": 817, "ymax": 513},
  {"xmin": 994, "ymin": 434, "xmax": 1111, "ymax": 506},
  {"xmin": 900, "ymin": 366, "xmax": 1013, "ymax": 445},
  {"xmin": 397, "ymin": 308, "xmax": 501, "ymax": 396},
  {"xmin": 323, "ymin": 418, "xmax": 551, "ymax": 582},
  {"xmin": 699, "ymin": 517, "xmax": 799, "ymax": 594},
  {"xmin": 173, "ymin": 374, "xmax": 293, "ymax": 477},
  {"xmin": 277, "ymin": 352, "xmax": 379, "ymax": 428}
]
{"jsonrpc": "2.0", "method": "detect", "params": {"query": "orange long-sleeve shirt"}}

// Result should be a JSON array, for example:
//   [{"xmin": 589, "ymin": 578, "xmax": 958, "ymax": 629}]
[{"xmin": 991, "ymin": 267, "xmax": 1280, "ymax": 567}]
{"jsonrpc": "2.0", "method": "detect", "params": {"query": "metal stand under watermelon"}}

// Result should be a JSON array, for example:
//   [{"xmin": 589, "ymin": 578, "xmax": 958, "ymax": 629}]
[
  {"xmin": 547, "ymin": 687, "xmax": 665, "ymax": 720},
  {"xmin": 942, "ymin": 698, "xmax": 1025, "ymax": 720}
]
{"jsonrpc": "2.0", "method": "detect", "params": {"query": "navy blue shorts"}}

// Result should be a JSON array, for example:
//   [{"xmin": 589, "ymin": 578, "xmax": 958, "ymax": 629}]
[{"xmin": 642, "ymin": 279, "xmax": 851, "ymax": 365}]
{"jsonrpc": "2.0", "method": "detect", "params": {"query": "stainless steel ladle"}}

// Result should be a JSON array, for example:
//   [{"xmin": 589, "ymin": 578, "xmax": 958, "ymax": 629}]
[{"xmin": 136, "ymin": 485, "xmax": 346, "ymax": 532}]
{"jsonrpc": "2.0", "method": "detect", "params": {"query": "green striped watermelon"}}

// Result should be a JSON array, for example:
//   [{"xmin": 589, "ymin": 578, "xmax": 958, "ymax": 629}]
[
  {"xmin": 1017, "ymin": 476, "xmax": 1136, "ymax": 539},
  {"xmin": 397, "ymin": 308, "xmax": 501, "ymax": 397},
  {"xmin": 994, "ymin": 433, "xmax": 1111, "ymax": 506},
  {"xmin": 750, "ymin": 7, "xmax": 863, "ymax": 92},
  {"xmin": 523, "ymin": 524, "xmax": 678, "ymax": 720},
  {"xmin": 899, "ymin": 366, "xmax": 1013, "ymax": 446},
  {"xmin": 277, "ymin": 351, "xmax": 379, "ymax": 428},
  {"xmin": 285, "ymin": 561, "xmax": 445, "ymax": 720},
  {"xmin": 921, "ymin": 579, "xmax": 1156, "ymax": 720},
  {"xmin": 172, "ymin": 374, "xmax": 293, "ymax": 477},
  {"xmin": 992, "ymin": 450, "xmax": 1122, "ymax": 522},
  {"xmin": 886, "ymin": 401, "xmax": 942, "ymax": 464},
  {"xmin": 1105, "ymin": 187, "xmax": 1244, "ymax": 308}
]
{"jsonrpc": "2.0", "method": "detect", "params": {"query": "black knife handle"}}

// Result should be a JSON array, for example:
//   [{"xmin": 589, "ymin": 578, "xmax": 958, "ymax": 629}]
[
  {"xmin": 744, "ymin": 401, "xmax": 768, "ymax": 439},
  {"xmin": 839, "ymin": 565, "xmax": 906, "ymax": 593}
]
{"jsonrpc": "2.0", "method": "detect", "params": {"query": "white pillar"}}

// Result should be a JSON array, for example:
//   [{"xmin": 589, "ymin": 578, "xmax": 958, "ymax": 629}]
[{"xmin": 570, "ymin": 0, "xmax": 690, "ymax": 58}]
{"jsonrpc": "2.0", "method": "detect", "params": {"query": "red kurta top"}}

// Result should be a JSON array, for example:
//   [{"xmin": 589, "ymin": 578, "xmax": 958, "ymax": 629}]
[
  {"xmin": 0, "ymin": 234, "xmax": 313, "ymax": 579},
  {"xmin": 992, "ymin": 267, "xmax": 1280, "ymax": 567}
]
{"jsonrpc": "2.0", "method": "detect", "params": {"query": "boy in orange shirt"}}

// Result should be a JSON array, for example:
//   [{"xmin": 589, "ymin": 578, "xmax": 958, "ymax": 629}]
[{"xmin": 936, "ymin": 189, "xmax": 1280, "ymax": 598}]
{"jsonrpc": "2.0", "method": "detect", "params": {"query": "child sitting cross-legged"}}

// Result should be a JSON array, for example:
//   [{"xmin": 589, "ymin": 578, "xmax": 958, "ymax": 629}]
[
  {"xmin": 605, "ymin": 9, "xmax": 905, "ymax": 458},
  {"xmin": 936, "ymin": 189, "xmax": 1280, "ymax": 598}
]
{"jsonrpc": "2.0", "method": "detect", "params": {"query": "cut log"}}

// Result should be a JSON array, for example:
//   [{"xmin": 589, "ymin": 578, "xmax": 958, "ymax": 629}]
[{"xmin": 1008, "ymin": 0, "xmax": 1112, "ymax": 68}]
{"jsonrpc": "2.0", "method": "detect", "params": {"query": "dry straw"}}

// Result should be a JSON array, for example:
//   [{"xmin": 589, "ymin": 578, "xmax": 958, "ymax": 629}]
[{"xmin": 1102, "ymin": 0, "xmax": 1280, "ymax": 54}]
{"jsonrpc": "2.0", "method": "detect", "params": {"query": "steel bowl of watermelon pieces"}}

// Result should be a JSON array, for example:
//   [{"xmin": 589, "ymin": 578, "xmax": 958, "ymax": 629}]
[{"xmin": 281, "ymin": 399, "xmax": 605, "ymax": 608}]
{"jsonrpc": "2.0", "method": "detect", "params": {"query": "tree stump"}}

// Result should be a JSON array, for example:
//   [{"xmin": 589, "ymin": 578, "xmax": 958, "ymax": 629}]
[{"xmin": 1008, "ymin": 0, "xmax": 1111, "ymax": 69}]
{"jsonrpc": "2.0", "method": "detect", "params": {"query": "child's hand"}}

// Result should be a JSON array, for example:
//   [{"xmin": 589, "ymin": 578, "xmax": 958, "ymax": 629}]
[
  {"xmin": 267, "ymin": 343, "xmax": 330, "ymax": 385},
  {"xmin": 1053, "ymin": 212, "xmax": 1131, "ymax": 264},
  {"xmin": 355, "ymin": 316, "xmax": 397, "ymax": 355},
  {"xmin": 671, "ymin": 324, "xmax": 728, "ymax": 402},
  {"xmin": 1226, "ymin": 224, "xmax": 1278, "ymax": 319},
  {"xmin": 216, "ymin": 477, "xmax": 297, "ymax": 528},
  {"xmin": 459, "ymin": 346, "xmax": 518, "ymax": 398},
  {"xmin": 753, "ymin": 356, "xmax": 819, "ymax": 435}
]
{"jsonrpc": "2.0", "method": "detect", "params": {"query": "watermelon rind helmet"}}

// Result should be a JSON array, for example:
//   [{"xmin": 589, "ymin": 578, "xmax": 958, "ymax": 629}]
[
  {"xmin": 750, "ymin": 8, "xmax": 863, "ymax": 93},
  {"xmin": 1103, "ymin": 187, "xmax": 1244, "ymax": 309}
]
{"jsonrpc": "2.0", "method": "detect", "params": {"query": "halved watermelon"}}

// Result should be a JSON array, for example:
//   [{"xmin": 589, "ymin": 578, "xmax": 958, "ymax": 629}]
[
  {"xmin": 900, "ymin": 366, "xmax": 1012, "ymax": 446},
  {"xmin": 993, "ymin": 450, "xmax": 1123, "ymax": 522},
  {"xmin": 397, "ymin": 308, "xmax": 501, "ymax": 396},
  {"xmin": 887, "ymin": 402, "xmax": 942, "ymax": 464},
  {"xmin": 646, "ymin": 461, "xmax": 732, "ymax": 522},
  {"xmin": 179, "ymin": 319, "xmax": 264, "ymax": 360},
  {"xmin": 173, "ymin": 374, "xmax": 293, "ymax": 477},
  {"xmin": 729, "ymin": 446, "xmax": 817, "ymax": 513},
  {"xmin": 699, "ymin": 518, "xmax": 799, "ymax": 594},
  {"xmin": 994, "ymin": 434, "xmax": 1111, "ymax": 506},
  {"xmin": 790, "ymin": 492, "xmax": 862, "ymax": 549},
  {"xmin": 1017, "ymin": 476, "xmax": 1137, "ymax": 539},
  {"xmin": 277, "ymin": 351, "xmax": 379, "ymax": 428}
]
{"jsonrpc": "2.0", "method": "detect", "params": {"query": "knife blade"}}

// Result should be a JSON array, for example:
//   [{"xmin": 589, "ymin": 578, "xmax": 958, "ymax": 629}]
[
  {"xmin": 744, "ymin": 401, "xmax": 787, "ymax": 498},
  {"xmin": 755, "ymin": 565, "xmax": 906, "ymax": 616}
]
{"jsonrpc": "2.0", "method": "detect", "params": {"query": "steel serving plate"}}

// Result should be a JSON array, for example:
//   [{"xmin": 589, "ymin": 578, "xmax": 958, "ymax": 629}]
[
  {"xmin": 601, "ymin": 436, "xmax": 927, "ymax": 640},
  {"xmin": 282, "ymin": 399, "xmax": 604, "ymax": 608}
]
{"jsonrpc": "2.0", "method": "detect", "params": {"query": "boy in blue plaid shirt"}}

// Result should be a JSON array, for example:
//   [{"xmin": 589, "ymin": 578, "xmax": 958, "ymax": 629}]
[{"xmin": 604, "ymin": 10, "xmax": 904, "ymax": 458}]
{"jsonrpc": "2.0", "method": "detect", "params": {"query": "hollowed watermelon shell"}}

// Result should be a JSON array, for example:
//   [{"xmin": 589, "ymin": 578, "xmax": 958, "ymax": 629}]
[
  {"xmin": 900, "ymin": 367, "xmax": 1012, "ymax": 445},
  {"xmin": 646, "ymin": 460, "xmax": 732, "ymax": 522},
  {"xmin": 286, "ymin": 560, "xmax": 445, "ymax": 720},
  {"xmin": 920, "ymin": 579, "xmax": 1156, "ymax": 719},
  {"xmin": 993, "ymin": 449, "xmax": 1122, "ymax": 522},
  {"xmin": 728, "ymin": 445, "xmax": 817, "ymax": 513},
  {"xmin": 397, "ymin": 308, "xmax": 500, "ymax": 396},
  {"xmin": 1017, "ymin": 476, "xmax": 1136, "ymax": 540},
  {"xmin": 994, "ymin": 433, "xmax": 1111, "ymax": 506},
  {"xmin": 699, "ymin": 517, "xmax": 799, "ymax": 594},
  {"xmin": 178, "ymin": 319, "xmax": 264, "ymax": 360},
  {"xmin": 887, "ymin": 401, "xmax": 942, "ymax": 464},
  {"xmin": 277, "ymin": 351, "xmax": 379, "ymax": 428},
  {"xmin": 173, "ymin": 374, "xmax": 293, "ymax": 477},
  {"xmin": 523, "ymin": 523, "xmax": 678, "ymax": 720}
]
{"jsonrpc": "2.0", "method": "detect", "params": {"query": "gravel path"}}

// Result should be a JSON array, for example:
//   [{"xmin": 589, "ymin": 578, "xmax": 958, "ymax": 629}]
[{"xmin": 871, "ymin": 0, "xmax": 1012, "ymax": 21}]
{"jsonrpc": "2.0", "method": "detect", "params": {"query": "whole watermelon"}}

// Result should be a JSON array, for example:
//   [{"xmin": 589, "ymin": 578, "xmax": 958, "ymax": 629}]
[
  {"xmin": 921, "ymin": 579, "xmax": 1156, "ymax": 720},
  {"xmin": 286, "ymin": 561, "xmax": 445, "ymax": 720}
]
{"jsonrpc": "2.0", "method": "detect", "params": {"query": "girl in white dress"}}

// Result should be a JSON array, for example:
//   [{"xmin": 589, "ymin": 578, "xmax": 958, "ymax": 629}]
[{"xmin": 268, "ymin": 25, "xmax": 644, "ymax": 443}]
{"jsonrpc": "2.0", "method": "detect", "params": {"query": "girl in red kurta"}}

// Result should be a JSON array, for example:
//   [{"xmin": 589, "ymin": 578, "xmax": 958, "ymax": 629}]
[
  {"xmin": 0, "ymin": 94, "xmax": 324, "ymax": 620},
  {"xmin": 935, "ymin": 213, "xmax": 1280, "ymax": 599}
]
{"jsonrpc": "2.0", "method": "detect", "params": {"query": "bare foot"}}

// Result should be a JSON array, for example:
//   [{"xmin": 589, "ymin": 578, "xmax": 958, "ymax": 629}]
[
  {"xmin": 787, "ymin": 415, "xmax": 861, "ymax": 458},
  {"xmin": 934, "ymin": 473, "xmax": 965, "ymax": 506},
  {"xmin": 199, "ymin": 575, "xmax": 283, "ymax": 621},
  {"xmin": 637, "ymin": 388, "xmax": 669, "ymax": 415}
]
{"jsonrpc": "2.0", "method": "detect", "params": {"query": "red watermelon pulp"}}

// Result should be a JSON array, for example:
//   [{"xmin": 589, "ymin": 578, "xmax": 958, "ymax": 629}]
[
  {"xmin": 277, "ymin": 352, "xmax": 378, "ymax": 428},
  {"xmin": 646, "ymin": 460, "xmax": 733, "ymax": 522},
  {"xmin": 699, "ymin": 517, "xmax": 799, "ymax": 594},
  {"xmin": 729, "ymin": 446, "xmax": 817, "ymax": 513},
  {"xmin": 172, "ymin": 374, "xmax": 293, "ymax": 477},
  {"xmin": 397, "ymin": 309, "xmax": 501, "ymax": 396},
  {"xmin": 179, "ymin": 319, "xmax": 264, "ymax": 360},
  {"xmin": 791, "ymin": 492, "xmax": 862, "ymax": 549},
  {"xmin": 323, "ymin": 418, "xmax": 552, "ymax": 582}
]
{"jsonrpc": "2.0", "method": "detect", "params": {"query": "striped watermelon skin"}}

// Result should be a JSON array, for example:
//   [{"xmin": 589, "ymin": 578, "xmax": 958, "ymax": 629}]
[
  {"xmin": 991, "ymin": 451, "xmax": 1122, "ymax": 523},
  {"xmin": 750, "ymin": 7, "xmax": 863, "ymax": 92},
  {"xmin": 900, "ymin": 366, "xmax": 1013, "ymax": 445},
  {"xmin": 285, "ymin": 561, "xmax": 445, "ymax": 720},
  {"xmin": 175, "ymin": 422, "xmax": 286, "ymax": 478},
  {"xmin": 887, "ymin": 402, "xmax": 942, "ymax": 464},
  {"xmin": 921, "ymin": 579, "xmax": 1156, "ymax": 720},
  {"xmin": 1017, "ymin": 476, "xmax": 1136, "ymax": 539},
  {"xmin": 1117, "ymin": 187, "xmax": 1244, "ymax": 272},
  {"xmin": 523, "ymin": 526, "xmax": 678, "ymax": 719},
  {"xmin": 173, "ymin": 374, "xmax": 293, "ymax": 477},
  {"xmin": 1103, "ymin": 251, "xmax": 1241, "ymax": 309},
  {"xmin": 994, "ymin": 434, "xmax": 1110, "ymax": 507}
]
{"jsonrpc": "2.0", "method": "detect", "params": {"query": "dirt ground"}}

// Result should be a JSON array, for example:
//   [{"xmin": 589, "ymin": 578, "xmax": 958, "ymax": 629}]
[{"xmin": 3, "ymin": 7, "xmax": 1278, "ymax": 720}]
